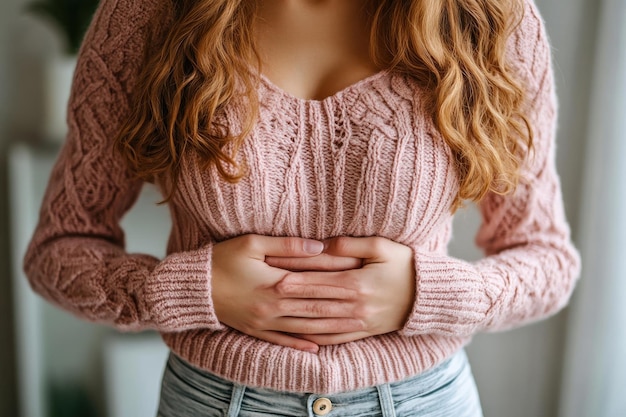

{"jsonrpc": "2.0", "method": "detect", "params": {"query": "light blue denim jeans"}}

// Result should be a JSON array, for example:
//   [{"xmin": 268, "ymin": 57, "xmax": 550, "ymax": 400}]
[{"xmin": 157, "ymin": 349, "xmax": 483, "ymax": 417}]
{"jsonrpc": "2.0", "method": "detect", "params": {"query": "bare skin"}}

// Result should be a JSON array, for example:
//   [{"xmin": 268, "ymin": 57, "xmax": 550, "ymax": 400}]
[
  {"xmin": 211, "ymin": 0, "xmax": 416, "ymax": 352},
  {"xmin": 253, "ymin": 0, "xmax": 380, "ymax": 100}
]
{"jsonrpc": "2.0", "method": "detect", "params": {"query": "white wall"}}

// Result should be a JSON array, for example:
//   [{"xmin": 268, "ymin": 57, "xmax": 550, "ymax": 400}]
[
  {"xmin": 560, "ymin": 1, "xmax": 626, "ymax": 415},
  {"xmin": 0, "ymin": 0, "xmax": 64, "ymax": 415}
]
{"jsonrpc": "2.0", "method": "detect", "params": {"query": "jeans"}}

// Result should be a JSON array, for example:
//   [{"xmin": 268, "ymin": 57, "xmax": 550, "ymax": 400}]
[{"xmin": 157, "ymin": 349, "xmax": 483, "ymax": 417}]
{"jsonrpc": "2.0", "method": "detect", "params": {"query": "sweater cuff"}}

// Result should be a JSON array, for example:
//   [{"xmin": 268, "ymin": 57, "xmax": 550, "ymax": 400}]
[
  {"xmin": 400, "ymin": 252, "xmax": 494, "ymax": 337},
  {"xmin": 144, "ymin": 244, "xmax": 225, "ymax": 332}
]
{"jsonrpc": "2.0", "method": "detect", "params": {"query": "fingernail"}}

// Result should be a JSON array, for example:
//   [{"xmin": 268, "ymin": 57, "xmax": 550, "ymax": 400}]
[
  {"xmin": 305, "ymin": 347, "xmax": 319, "ymax": 354},
  {"xmin": 303, "ymin": 240, "xmax": 324, "ymax": 254}
]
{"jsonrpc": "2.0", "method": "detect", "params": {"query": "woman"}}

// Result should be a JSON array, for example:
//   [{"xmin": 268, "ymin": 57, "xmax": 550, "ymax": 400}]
[{"xmin": 24, "ymin": 0, "xmax": 580, "ymax": 415}]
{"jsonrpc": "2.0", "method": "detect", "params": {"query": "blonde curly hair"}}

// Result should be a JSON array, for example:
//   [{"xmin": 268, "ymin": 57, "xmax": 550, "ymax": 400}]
[{"xmin": 117, "ymin": 0, "xmax": 532, "ymax": 211}]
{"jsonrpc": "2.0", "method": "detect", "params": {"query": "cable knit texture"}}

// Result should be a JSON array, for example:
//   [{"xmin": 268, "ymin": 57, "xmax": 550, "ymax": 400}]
[{"xmin": 25, "ymin": 0, "xmax": 580, "ymax": 394}]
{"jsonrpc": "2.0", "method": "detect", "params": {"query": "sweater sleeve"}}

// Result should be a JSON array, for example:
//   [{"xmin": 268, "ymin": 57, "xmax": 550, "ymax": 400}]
[
  {"xmin": 401, "ymin": 0, "xmax": 581, "ymax": 337},
  {"xmin": 23, "ymin": 0, "xmax": 223, "ymax": 333}
]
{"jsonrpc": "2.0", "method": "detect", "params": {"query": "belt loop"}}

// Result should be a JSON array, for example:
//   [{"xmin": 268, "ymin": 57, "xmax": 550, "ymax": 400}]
[
  {"xmin": 226, "ymin": 384, "xmax": 246, "ymax": 417},
  {"xmin": 377, "ymin": 383, "xmax": 397, "ymax": 417}
]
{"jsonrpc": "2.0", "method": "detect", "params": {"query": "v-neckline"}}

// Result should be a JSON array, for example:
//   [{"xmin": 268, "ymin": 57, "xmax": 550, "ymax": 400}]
[{"xmin": 257, "ymin": 69, "xmax": 390, "ymax": 104}]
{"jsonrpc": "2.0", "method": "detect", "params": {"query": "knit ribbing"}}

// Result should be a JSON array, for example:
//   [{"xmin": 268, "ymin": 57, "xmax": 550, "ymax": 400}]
[
  {"xmin": 166, "ymin": 328, "xmax": 467, "ymax": 394},
  {"xmin": 24, "ymin": 0, "xmax": 580, "ymax": 393}
]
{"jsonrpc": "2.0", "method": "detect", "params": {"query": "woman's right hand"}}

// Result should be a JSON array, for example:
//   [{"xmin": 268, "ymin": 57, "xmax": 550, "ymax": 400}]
[{"xmin": 211, "ymin": 234, "xmax": 364, "ymax": 353}]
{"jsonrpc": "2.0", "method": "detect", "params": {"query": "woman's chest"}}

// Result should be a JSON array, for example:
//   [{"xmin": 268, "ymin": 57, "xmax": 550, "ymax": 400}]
[{"xmin": 171, "ymin": 74, "xmax": 459, "ymax": 244}]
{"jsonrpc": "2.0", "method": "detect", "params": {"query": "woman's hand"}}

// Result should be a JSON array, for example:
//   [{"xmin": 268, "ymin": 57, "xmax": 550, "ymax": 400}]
[
  {"xmin": 271, "ymin": 236, "xmax": 416, "ymax": 345},
  {"xmin": 211, "ymin": 234, "xmax": 365, "ymax": 353},
  {"xmin": 265, "ymin": 252, "xmax": 363, "ymax": 271}
]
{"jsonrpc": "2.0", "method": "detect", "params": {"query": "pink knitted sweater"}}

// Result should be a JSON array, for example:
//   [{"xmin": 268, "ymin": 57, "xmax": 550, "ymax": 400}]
[{"xmin": 25, "ymin": 0, "xmax": 580, "ymax": 394}]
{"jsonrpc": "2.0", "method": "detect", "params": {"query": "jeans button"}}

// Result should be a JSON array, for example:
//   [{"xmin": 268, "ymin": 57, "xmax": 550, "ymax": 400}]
[{"xmin": 312, "ymin": 397, "xmax": 333, "ymax": 416}]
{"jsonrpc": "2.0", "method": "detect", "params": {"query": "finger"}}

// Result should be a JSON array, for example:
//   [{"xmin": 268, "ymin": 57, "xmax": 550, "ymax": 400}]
[
  {"xmin": 276, "ymin": 299, "xmax": 355, "ymax": 318},
  {"xmin": 274, "ymin": 269, "xmax": 370, "ymax": 300},
  {"xmin": 265, "ymin": 253, "xmax": 363, "ymax": 271},
  {"xmin": 275, "ymin": 276, "xmax": 358, "ymax": 299},
  {"xmin": 278, "ymin": 284, "xmax": 357, "ymax": 299},
  {"xmin": 298, "ymin": 331, "xmax": 371, "ymax": 346},
  {"xmin": 272, "ymin": 317, "xmax": 365, "ymax": 335},
  {"xmin": 243, "ymin": 235, "xmax": 324, "ymax": 257},
  {"xmin": 252, "ymin": 330, "xmax": 320, "ymax": 353},
  {"xmin": 278, "ymin": 270, "xmax": 364, "ymax": 294},
  {"xmin": 322, "ymin": 236, "xmax": 386, "ymax": 259}
]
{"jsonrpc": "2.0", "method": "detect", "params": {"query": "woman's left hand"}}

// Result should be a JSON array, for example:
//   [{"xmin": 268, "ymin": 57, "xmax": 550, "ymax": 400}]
[{"xmin": 266, "ymin": 236, "xmax": 416, "ymax": 345}]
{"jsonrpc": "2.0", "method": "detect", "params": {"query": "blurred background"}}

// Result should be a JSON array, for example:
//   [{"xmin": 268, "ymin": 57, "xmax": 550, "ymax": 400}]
[{"xmin": 0, "ymin": 0, "xmax": 624, "ymax": 416}]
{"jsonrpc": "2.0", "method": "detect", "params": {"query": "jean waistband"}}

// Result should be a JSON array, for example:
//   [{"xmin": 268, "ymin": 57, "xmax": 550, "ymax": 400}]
[
  {"xmin": 159, "ymin": 349, "xmax": 482, "ymax": 417},
  {"xmin": 167, "ymin": 348, "xmax": 468, "ymax": 398}
]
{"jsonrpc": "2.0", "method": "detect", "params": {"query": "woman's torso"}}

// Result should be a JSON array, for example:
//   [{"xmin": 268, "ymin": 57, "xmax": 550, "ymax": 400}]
[{"xmin": 158, "ymin": 0, "xmax": 465, "ymax": 394}]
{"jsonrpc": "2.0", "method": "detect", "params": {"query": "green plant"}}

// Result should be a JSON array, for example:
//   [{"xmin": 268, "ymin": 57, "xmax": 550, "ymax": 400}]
[
  {"xmin": 27, "ymin": 0, "xmax": 100, "ymax": 55},
  {"xmin": 48, "ymin": 380, "xmax": 97, "ymax": 417}
]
